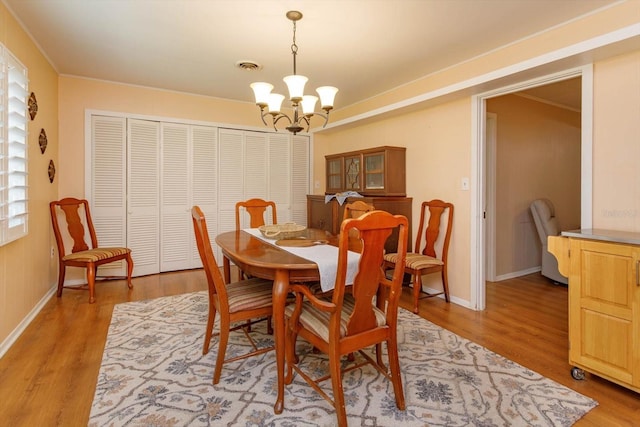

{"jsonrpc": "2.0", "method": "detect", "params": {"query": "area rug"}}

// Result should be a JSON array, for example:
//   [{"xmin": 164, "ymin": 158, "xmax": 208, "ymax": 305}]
[{"xmin": 89, "ymin": 291, "xmax": 597, "ymax": 426}]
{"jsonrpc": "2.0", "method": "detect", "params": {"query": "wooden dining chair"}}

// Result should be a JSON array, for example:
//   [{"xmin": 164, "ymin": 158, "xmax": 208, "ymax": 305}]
[
  {"xmin": 383, "ymin": 199, "xmax": 454, "ymax": 314},
  {"xmin": 342, "ymin": 200, "xmax": 375, "ymax": 253},
  {"xmin": 49, "ymin": 197, "xmax": 133, "ymax": 304},
  {"xmin": 342, "ymin": 200, "xmax": 375, "ymax": 221},
  {"xmin": 235, "ymin": 198, "xmax": 278, "ymax": 281},
  {"xmin": 235, "ymin": 198, "xmax": 277, "ymax": 229},
  {"xmin": 192, "ymin": 206, "xmax": 275, "ymax": 384},
  {"xmin": 284, "ymin": 210, "xmax": 409, "ymax": 427}
]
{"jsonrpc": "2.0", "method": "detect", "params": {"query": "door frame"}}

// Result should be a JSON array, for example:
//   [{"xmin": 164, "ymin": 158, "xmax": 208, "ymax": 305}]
[{"xmin": 471, "ymin": 65, "xmax": 593, "ymax": 310}]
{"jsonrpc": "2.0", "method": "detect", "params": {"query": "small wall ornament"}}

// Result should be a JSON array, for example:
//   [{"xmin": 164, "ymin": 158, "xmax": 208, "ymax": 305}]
[
  {"xmin": 39, "ymin": 129, "xmax": 48, "ymax": 154},
  {"xmin": 28, "ymin": 92, "xmax": 38, "ymax": 120},
  {"xmin": 48, "ymin": 159, "xmax": 55, "ymax": 183}
]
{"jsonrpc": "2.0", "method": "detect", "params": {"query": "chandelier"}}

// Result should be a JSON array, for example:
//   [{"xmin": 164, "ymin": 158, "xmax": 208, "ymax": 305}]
[{"xmin": 250, "ymin": 11, "xmax": 338, "ymax": 135}]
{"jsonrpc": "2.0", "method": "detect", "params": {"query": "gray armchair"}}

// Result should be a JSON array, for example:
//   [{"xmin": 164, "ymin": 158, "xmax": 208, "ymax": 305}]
[{"xmin": 530, "ymin": 199, "xmax": 568, "ymax": 285}]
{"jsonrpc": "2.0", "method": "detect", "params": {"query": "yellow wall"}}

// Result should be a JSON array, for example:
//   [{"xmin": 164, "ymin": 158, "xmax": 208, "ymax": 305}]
[
  {"xmin": 593, "ymin": 51, "xmax": 640, "ymax": 230},
  {"xmin": 314, "ymin": 101, "xmax": 473, "ymax": 300},
  {"xmin": 3, "ymin": 0, "xmax": 640, "ymax": 349},
  {"xmin": 0, "ymin": 2, "xmax": 59, "ymax": 348}
]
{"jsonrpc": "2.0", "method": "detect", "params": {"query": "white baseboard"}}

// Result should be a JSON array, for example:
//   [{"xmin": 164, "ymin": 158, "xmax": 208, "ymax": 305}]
[
  {"xmin": 494, "ymin": 266, "xmax": 541, "ymax": 282},
  {"xmin": 0, "ymin": 286, "xmax": 56, "ymax": 359},
  {"xmin": 416, "ymin": 285, "xmax": 472, "ymax": 310}
]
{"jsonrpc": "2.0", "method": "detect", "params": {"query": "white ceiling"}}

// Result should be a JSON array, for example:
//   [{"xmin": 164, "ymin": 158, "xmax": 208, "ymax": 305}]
[{"xmin": 4, "ymin": 0, "xmax": 616, "ymax": 109}]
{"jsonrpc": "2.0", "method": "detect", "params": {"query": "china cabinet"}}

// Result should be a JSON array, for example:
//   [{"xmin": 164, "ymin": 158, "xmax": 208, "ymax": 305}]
[
  {"xmin": 548, "ymin": 229, "xmax": 640, "ymax": 393},
  {"xmin": 325, "ymin": 146, "xmax": 406, "ymax": 196}
]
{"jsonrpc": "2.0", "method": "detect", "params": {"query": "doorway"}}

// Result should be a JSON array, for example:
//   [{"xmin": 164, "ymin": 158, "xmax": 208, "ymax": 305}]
[{"xmin": 471, "ymin": 65, "xmax": 593, "ymax": 310}]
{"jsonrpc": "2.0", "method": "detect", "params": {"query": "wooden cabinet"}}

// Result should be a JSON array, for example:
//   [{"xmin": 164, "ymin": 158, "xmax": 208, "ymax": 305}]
[
  {"xmin": 548, "ymin": 230, "xmax": 640, "ymax": 393},
  {"xmin": 325, "ymin": 146, "xmax": 406, "ymax": 196},
  {"xmin": 307, "ymin": 195, "xmax": 412, "ymax": 253}
]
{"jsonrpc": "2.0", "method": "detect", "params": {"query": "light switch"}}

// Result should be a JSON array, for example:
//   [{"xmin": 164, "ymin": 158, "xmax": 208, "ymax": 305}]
[{"xmin": 461, "ymin": 177, "xmax": 469, "ymax": 191}]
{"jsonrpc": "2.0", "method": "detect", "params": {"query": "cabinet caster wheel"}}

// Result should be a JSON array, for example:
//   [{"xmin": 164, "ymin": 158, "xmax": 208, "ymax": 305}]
[{"xmin": 571, "ymin": 367, "xmax": 585, "ymax": 380}]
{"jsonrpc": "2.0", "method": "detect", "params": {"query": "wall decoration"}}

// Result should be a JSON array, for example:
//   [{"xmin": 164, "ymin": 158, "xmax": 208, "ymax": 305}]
[
  {"xmin": 39, "ymin": 129, "xmax": 48, "ymax": 154},
  {"xmin": 28, "ymin": 92, "xmax": 38, "ymax": 120},
  {"xmin": 48, "ymin": 159, "xmax": 56, "ymax": 183}
]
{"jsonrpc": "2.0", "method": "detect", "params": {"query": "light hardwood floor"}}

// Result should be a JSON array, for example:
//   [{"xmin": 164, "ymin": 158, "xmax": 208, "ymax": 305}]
[{"xmin": 0, "ymin": 270, "xmax": 638, "ymax": 426}]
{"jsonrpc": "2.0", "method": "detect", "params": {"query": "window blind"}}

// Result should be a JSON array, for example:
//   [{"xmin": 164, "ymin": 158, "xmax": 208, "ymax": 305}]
[{"xmin": 0, "ymin": 45, "xmax": 29, "ymax": 246}]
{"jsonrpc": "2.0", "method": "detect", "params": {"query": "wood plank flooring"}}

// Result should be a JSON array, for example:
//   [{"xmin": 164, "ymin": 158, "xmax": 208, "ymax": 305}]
[{"xmin": 0, "ymin": 270, "xmax": 638, "ymax": 426}]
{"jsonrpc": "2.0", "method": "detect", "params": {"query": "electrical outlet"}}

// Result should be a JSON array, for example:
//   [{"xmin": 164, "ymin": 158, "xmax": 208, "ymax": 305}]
[{"xmin": 50, "ymin": 247, "xmax": 55, "ymax": 258}]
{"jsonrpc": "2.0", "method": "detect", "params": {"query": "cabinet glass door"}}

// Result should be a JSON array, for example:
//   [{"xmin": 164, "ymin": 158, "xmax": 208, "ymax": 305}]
[
  {"xmin": 326, "ymin": 158, "xmax": 343, "ymax": 192},
  {"xmin": 364, "ymin": 153, "xmax": 384, "ymax": 190},
  {"xmin": 344, "ymin": 155, "xmax": 361, "ymax": 191}
]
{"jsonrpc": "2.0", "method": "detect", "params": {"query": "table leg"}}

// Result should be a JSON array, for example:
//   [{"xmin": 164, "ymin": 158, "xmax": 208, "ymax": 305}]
[
  {"xmin": 223, "ymin": 256, "xmax": 231, "ymax": 284},
  {"xmin": 272, "ymin": 269, "xmax": 289, "ymax": 414}
]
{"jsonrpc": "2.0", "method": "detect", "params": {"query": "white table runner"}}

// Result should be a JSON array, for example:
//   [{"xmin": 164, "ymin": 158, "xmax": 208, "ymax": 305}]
[{"xmin": 244, "ymin": 229, "xmax": 361, "ymax": 292}]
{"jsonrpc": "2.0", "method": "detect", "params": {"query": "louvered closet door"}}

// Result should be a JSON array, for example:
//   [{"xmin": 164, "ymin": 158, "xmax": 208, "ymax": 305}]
[
  {"xmin": 291, "ymin": 134, "xmax": 310, "ymax": 225},
  {"xmin": 90, "ymin": 115, "xmax": 128, "ymax": 276},
  {"xmin": 128, "ymin": 119, "xmax": 160, "ymax": 276},
  {"xmin": 218, "ymin": 129, "xmax": 244, "ymax": 238},
  {"xmin": 160, "ymin": 123, "xmax": 191, "ymax": 271},
  {"xmin": 269, "ymin": 133, "xmax": 292, "ymax": 223},
  {"xmin": 220, "ymin": 129, "xmax": 273, "ymax": 233},
  {"xmin": 191, "ymin": 125, "xmax": 218, "ymax": 268},
  {"xmin": 243, "ymin": 131, "xmax": 270, "ymax": 226}
]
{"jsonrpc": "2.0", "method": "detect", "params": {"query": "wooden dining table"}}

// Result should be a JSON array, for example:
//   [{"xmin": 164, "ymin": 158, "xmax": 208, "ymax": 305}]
[{"xmin": 215, "ymin": 228, "xmax": 339, "ymax": 414}]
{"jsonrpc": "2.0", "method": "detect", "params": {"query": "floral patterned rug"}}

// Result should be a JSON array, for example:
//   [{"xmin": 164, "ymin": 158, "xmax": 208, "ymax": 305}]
[{"xmin": 89, "ymin": 291, "xmax": 597, "ymax": 426}]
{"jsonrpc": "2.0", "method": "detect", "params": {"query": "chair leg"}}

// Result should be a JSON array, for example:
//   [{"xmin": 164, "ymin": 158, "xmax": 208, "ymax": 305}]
[
  {"xmin": 375, "ymin": 342, "xmax": 385, "ymax": 368},
  {"xmin": 126, "ymin": 253, "xmax": 134, "ymax": 289},
  {"xmin": 87, "ymin": 264, "xmax": 97, "ymax": 304},
  {"xmin": 386, "ymin": 337, "xmax": 406, "ymax": 410},
  {"xmin": 412, "ymin": 273, "xmax": 422, "ymax": 314},
  {"xmin": 441, "ymin": 268, "xmax": 450, "ymax": 302},
  {"xmin": 329, "ymin": 350, "xmax": 348, "ymax": 427},
  {"xmin": 213, "ymin": 319, "xmax": 230, "ymax": 385},
  {"xmin": 202, "ymin": 305, "xmax": 217, "ymax": 355},
  {"xmin": 56, "ymin": 264, "xmax": 66, "ymax": 297}
]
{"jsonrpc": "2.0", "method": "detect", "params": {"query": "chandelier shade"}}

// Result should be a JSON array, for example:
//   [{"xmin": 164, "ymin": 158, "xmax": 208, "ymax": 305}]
[
  {"xmin": 249, "ymin": 82, "xmax": 274, "ymax": 107},
  {"xmin": 267, "ymin": 93, "xmax": 285, "ymax": 113},
  {"xmin": 250, "ymin": 11, "xmax": 338, "ymax": 135},
  {"xmin": 283, "ymin": 75, "xmax": 308, "ymax": 101},
  {"xmin": 316, "ymin": 86, "xmax": 339, "ymax": 110}
]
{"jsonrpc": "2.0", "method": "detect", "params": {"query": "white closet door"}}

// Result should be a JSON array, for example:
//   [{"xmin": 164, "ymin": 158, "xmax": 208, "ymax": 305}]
[
  {"xmin": 128, "ymin": 118, "xmax": 160, "ymax": 276},
  {"xmin": 160, "ymin": 123, "xmax": 191, "ymax": 272},
  {"xmin": 291, "ymin": 134, "xmax": 310, "ymax": 225},
  {"xmin": 243, "ymin": 132, "xmax": 270, "ymax": 226},
  {"xmin": 191, "ymin": 125, "xmax": 218, "ymax": 268},
  {"xmin": 90, "ymin": 115, "xmax": 128, "ymax": 276},
  {"xmin": 218, "ymin": 128, "xmax": 244, "ymax": 234},
  {"xmin": 269, "ymin": 133, "xmax": 291, "ymax": 223}
]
